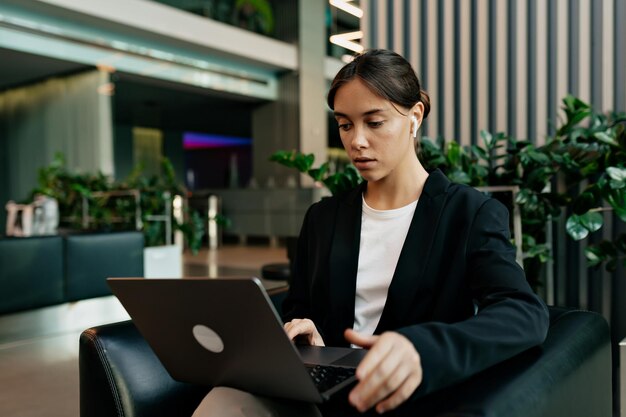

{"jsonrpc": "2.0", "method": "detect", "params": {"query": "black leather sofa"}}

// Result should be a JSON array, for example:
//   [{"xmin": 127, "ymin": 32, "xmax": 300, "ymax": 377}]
[
  {"xmin": 0, "ymin": 235, "xmax": 65, "ymax": 313},
  {"xmin": 79, "ymin": 294, "xmax": 612, "ymax": 417},
  {"xmin": 0, "ymin": 231, "xmax": 143, "ymax": 314}
]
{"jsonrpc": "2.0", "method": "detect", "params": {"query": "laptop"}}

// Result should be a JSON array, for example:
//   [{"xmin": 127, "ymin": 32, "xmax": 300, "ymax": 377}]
[{"xmin": 107, "ymin": 277, "xmax": 367, "ymax": 403}]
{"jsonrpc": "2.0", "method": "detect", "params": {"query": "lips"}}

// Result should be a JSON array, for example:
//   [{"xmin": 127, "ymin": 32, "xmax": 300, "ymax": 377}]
[{"xmin": 353, "ymin": 157, "xmax": 376, "ymax": 169}]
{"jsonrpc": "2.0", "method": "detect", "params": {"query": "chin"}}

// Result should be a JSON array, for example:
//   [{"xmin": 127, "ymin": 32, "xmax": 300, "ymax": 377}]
[{"xmin": 358, "ymin": 170, "xmax": 383, "ymax": 183}]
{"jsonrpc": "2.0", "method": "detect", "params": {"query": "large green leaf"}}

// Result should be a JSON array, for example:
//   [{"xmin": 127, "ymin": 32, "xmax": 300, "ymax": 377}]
[
  {"xmin": 580, "ymin": 211, "xmax": 604, "ymax": 233},
  {"xmin": 294, "ymin": 153, "xmax": 315, "ymax": 173},
  {"xmin": 594, "ymin": 131, "xmax": 619, "ymax": 146},
  {"xmin": 566, "ymin": 215, "xmax": 589, "ymax": 240},
  {"xmin": 607, "ymin": 166, "xmax": 626, "ymax": 182}
]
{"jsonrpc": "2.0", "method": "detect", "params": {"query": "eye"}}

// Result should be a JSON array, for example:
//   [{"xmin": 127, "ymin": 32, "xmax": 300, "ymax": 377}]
[
  {"xmin": 338, "ymin": 123, "xmax": 352, "ymax": 131},
  {"xmin": 367, "ymin": 120, "xmax": 385, "ymax": 128}
]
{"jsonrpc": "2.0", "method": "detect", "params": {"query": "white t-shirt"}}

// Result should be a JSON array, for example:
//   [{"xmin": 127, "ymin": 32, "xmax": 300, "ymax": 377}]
[{"xmin": 353, "ymin": 196, "xmax": 418, "ymax": 337}]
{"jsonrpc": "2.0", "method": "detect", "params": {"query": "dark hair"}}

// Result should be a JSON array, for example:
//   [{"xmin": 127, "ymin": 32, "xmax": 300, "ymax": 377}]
[{"xmin": 327, "ymin": 49, "xmax": 431, "ymax": 119}]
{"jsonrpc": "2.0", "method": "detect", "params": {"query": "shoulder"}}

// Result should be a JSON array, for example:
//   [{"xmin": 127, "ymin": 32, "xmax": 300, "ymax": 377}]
[
  {"xmin": 306, "ymin": 183, "xmax": 362, "ymax": 220},
  {"xmin": 447, "ymin": 183, "xmax": 490, "ymax": 209},
  {"xmin": 425, "ymin": 170, "xmax": 510, "ymax": 221},
  {"xmin": 425, "ymin": 169, "xmax": 489, "ymax": 207}
]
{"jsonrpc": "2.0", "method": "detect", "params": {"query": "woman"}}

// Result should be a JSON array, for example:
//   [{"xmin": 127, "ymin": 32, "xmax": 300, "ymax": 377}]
[{"xmin": 195, "ymin": 49, "xmax": 549, "ymax": 416}]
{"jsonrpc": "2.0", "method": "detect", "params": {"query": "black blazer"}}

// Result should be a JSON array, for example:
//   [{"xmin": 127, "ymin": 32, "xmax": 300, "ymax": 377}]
[{"xmin": 283, "ymin": 169, "xmax": 549, "ymax": 399}]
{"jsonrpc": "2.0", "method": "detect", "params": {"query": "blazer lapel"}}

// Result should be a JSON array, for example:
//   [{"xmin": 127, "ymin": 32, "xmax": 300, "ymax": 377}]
[
  {"xmin": 328, "ymin": 186, "xmax": 363, "ymax": 337},
  {"xmin": 376, "ymin": 170, "xmax": 450, "ymax": 333}
]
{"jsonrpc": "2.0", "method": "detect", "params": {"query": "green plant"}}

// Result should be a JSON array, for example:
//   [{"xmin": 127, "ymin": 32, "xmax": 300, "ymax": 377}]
[
  {"xmin": 552, "ymin": 96, "xmax": 626, "ymax": 271},
  {"xmin": 420, "ymin": 95, "xmax": 626, "ymax": 281},
  {"xmin": 269, "ymin": 150, "xmax": 362, "ymax": 195},
  {"xmin": 32, "ymin": 154, "xmax": 207, "ymax": 254},
  {"xmin": 34, "ymin": 153, "xmax": 115, "ymax": 230}
]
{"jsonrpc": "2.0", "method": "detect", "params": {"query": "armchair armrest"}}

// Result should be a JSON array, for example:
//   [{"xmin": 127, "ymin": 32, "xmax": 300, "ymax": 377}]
[
  {"xmin": 409, "ymin": 307, "xmax": 612, "ymax": 417},
  {"xmin": 79, "ymin": 320, "xmax": 208, "ymax": 417}
]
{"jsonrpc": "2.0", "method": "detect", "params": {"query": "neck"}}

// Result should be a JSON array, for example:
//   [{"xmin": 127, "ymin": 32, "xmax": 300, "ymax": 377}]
[{"xmin": 364, "ymin": 158, "xmax": 429, "ymax": 210}]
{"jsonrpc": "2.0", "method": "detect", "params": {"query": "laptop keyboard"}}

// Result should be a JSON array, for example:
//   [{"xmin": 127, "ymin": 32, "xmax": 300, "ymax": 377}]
[{"xmin": 307, "ymin": 365, "xmax": 356, "ymax": 394}]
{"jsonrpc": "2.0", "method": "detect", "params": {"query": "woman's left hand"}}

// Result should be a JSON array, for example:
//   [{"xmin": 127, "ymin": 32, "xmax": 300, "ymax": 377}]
[{"xmin": 344, "ymin": 329, "xmax": 423, "ymax": 414}]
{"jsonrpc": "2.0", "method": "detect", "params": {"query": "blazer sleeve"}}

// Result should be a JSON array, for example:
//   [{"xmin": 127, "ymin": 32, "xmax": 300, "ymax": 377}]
[{"xmin": 396, "ymin": 198, "xmax": 550, "ymax": 399}]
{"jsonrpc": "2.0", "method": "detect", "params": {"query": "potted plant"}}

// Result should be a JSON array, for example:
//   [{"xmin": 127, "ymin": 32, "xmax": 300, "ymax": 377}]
[
  {"xmin": 32, "ymin": 154, "xmax": 206, "ymax": 277},
  {"xmin": 419, "ymin": 95, "xmax": 626, "ymax": 287}
]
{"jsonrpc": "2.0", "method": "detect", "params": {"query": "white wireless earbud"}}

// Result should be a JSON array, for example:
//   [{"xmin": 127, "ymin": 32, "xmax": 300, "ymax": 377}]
[{"xmin": 411, "ymin": 116, "xmax": 419, "ymax": 138}]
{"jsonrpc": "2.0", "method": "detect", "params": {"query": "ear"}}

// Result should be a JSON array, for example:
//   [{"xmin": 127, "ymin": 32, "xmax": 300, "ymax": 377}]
[
  {"xmin": 411, "ymin": 102, "xmax": 424, "ymax": 126},
  {"xmin": 410, "ymin": 102, "xmax": 424, "ymax": 138}
]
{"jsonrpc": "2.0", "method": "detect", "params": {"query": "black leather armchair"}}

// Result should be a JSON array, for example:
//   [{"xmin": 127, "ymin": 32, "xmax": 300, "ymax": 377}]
[{"xmin": 80, "ymin": 299, "xmax": 612, "ymax": 417}]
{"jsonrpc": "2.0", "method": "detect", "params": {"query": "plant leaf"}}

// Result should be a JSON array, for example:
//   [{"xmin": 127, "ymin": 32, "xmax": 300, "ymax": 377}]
[
  {"xmin": 480, "ymin": 130, "xmax": 493, "ymax": 149},
  {"xmin": 604, "ymin": 188, "xmax": 626, "ymax": 221},
  {"xmin": 579, "ymin": 211, "xmax": 604, "ymax": 233},
  {"xmin": 446, "ymin": 142, "xmax": 462, "ymax": 167},
  {"xmin": 308, "ymin": 162, "xmax": 329, "ymax": 182},
  {"xmin": 448, "ymin": 170, "xmax": 471, "ymax": 184},
  {"xmin": 607, "ymin": 166, "xmax": 626, "ymax": 182},
  {"xmin": 584, "ymin": 246, "xmax": 605, "ymax": 266},
  {"xmin": 594, "ymin": 131, "xmax": 619, "ymax": 146},
  {"xmin": 610, "ymin": 180, "xmax": 625, "ymax": 189},
  {"xmin": 566, "ymin": 215, "xmax": 589, "ymax": 240}
]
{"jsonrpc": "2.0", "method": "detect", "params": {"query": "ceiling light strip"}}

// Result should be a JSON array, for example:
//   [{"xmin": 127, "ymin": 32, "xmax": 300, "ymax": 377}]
[
  {"xmin": 329, "ymin": 0, "xmax": 364, "ymax": 18},
  {"xmin": 329, "ymin": 31, "xmax": 364, "ymax": 53}
]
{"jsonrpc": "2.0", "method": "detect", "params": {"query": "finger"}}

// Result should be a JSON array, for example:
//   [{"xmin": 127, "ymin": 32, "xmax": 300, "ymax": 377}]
[
  {"xmin": 283, "ymin": 320, "xmax": 300, "ymax": 337},
  {"xmin": 348, "ymin": 336, "xmax": 398, "ymax": 410},
  {"xmin": 353, "ymin": 333, "xmax": 394, "ymax": 380},
  {"xmin": 351, "ymin": 361, "xmax": 407, "ymax": 412},
  {"xmin": 375, "ymin": 372, "xmax": 422, "ymax": 413},
  {"xmin": 285, "ymin": 320, "xmax": 313, "ymax": 340},
  {"xmin": 350, "ymin": 346, "xmax": 407, "ymax": 411},
  {"xmin": 344, "ymin": 328, "xmax": 377, "ymax": 349},
  {"xmin": 284, "ymin": 320, "xmax": 325, "ymax": 346}
]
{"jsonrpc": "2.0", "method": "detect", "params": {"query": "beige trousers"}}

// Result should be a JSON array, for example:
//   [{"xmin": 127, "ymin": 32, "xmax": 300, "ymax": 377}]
[{"xmin": 192, "ymin": 387, "xmax": 323, "ymax": 417}]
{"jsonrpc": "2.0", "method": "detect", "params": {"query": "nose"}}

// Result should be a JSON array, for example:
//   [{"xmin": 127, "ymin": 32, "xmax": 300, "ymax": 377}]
[{"xmin": 350, "ymin": 125, "xmax": 368, "ymax": 150}]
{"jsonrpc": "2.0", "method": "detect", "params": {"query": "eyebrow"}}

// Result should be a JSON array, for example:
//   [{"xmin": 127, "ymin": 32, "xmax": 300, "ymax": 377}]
[{"xmin": 333, "ymin": 108, "xmax": 386, "ymax": 118}]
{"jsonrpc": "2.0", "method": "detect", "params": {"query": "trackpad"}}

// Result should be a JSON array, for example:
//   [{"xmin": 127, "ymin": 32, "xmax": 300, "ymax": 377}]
[
  {"xmin": 298, "ymin": 345, "xmax": 366, "ymax": 367},
  {"xmin": 331, "ymin": 349, "xmax": 367, "ymax": 367}
]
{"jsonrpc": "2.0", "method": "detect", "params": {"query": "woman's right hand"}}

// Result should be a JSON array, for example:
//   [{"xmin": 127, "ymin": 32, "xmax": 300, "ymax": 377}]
[{"xmin": 283, "ymin": 318, "xmax": 325, "ymax": 346}]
